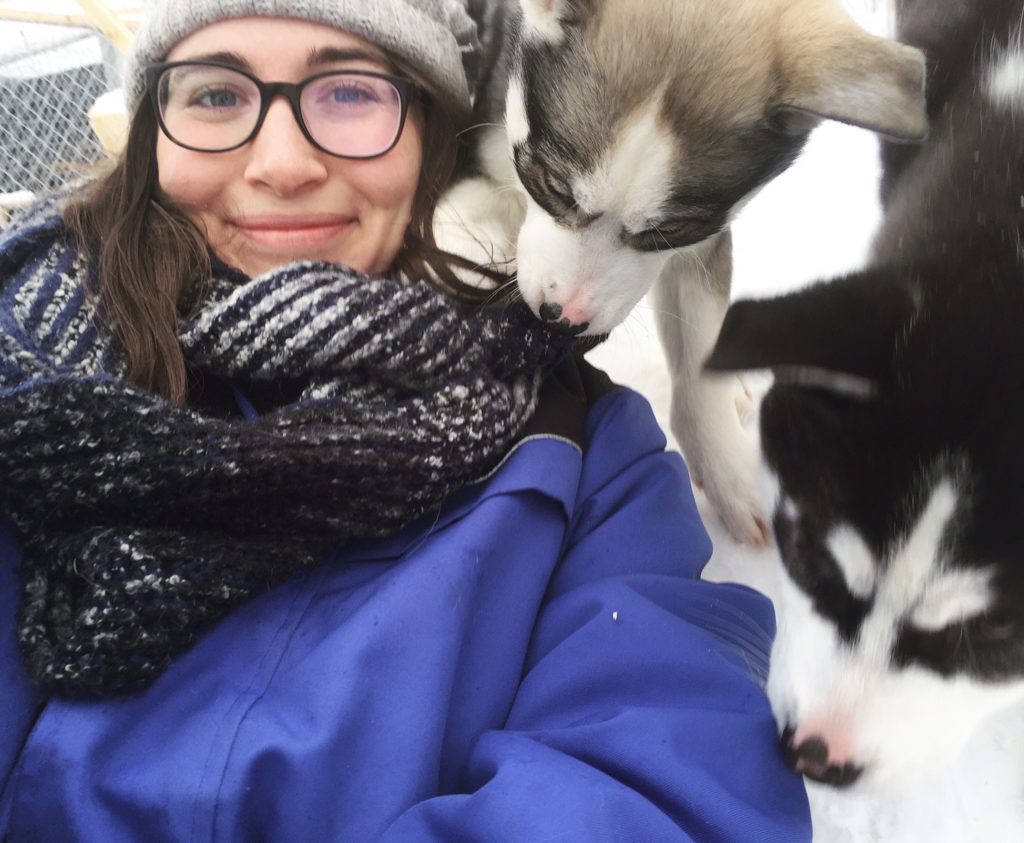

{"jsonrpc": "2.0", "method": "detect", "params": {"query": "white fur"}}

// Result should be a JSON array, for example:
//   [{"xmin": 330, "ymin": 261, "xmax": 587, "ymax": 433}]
[
  {"xmin": 871, "ymin": 479, "xmax": 958, "ymax": 621},
  {"xmin": 909, "ymin": 567, "xmax": 994, "ymax": 631},
  {"xmin": 653, "ymin": 248, "xmax": 769, "ymax": 546},
  {"xmin": 574, "ymin": 92, "xmax": 677, "ymax": 230},
  {"xmin": 826, "ymin": 525, "xmax": 877, "ymax": 599},
  {"xmin": 700, "ymin": 482, "xmax": 1024, "ymax": 841},
  {"xmin": 504, "ymin": 75, "xmax": 530, "ymax": 148},
  {"xmin": 513, "ymin": 94, "xmax": 678, "ymax": 333},
  {"xmin": 518, "ymin": 0, "xmax": 569, "ymax": 45},
  {"xmin": 433, "ymin": 167, "xmax": 525, "ymax": 285},
  {"xmin": 768, "ymin": 479, "xmax": 1024, "ymax": 783},
  {"xmin": 780, "ymin": 494, "xmax": 799, "ymax": 522},
  {"xmin": 479, "ymin": 128, "xmax": 518, "ymax": 191},
  {"xmin": 987, "ymin": 47, "xmax": 1024, "ymax": 108},
  {"xmin": 515, "ymin": 196, "xmax": 672, "ymax": 332}
]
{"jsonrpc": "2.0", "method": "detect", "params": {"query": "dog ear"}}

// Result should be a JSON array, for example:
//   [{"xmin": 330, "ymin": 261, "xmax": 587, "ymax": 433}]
[
  {"xmin": 779, "ymin": 25, "xmax": 927, "ymax": 140},
  {"xmin": 705, "ymin": 274, "xmax": 917, "ymax": 398},
  {"xmin": 518, "ymin": 0, "xmax": 594, "ymax": 43}
]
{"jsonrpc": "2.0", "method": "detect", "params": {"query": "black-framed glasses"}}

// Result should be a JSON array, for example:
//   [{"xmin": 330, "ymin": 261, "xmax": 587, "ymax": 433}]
[{"xmin": 145, "ymin": 61, "xmax": 416, "ymax": 160}]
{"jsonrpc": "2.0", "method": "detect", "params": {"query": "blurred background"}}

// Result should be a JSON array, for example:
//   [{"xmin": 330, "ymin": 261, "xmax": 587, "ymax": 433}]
[{"xmin": 0, "ymin": 2, "xmax": 137, "ymax": 219}]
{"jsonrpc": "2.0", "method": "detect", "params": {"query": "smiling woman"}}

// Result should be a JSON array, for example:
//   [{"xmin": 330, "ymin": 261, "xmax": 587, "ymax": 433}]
[
  {"xmin": 0, "ymin": 1, "xmax": 811, "ymax": 841},
  {"xmin": 61, "ymin": 7, "xmax": 488, "ymax": 404},
  {"xmin": 153, "ymin": 19, "xmax": 424, "ymax": 279}
]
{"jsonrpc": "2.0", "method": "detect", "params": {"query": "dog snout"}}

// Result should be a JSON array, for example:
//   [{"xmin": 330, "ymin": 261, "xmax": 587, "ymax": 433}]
[
  {"xmin": 538, "ymin": 301, "xmax": 590, "ymax": 336},
  {"xmin": 780, "ymin": 725, "xmax": 864, "ymax": 788}
]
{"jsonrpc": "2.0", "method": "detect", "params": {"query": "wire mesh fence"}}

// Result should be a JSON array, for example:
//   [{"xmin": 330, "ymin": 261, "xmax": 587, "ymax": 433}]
[{"xmin": 0, "ymin": 22, "xmax": 121, "ymax": 197}]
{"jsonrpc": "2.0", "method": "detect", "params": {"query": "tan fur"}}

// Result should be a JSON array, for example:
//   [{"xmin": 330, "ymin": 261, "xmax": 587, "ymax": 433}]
[{"xmin": 588, "ymin": 0, "xmax": 926, "ymax": 140}]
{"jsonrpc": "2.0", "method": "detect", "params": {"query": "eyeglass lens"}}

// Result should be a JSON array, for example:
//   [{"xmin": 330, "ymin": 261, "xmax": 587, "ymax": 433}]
[{"xmin": 156, "ymin": 64, "xmax": 404, "ymax": 158}]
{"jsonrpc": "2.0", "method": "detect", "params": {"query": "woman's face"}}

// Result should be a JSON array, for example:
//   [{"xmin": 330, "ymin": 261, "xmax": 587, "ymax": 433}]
[{"xmin": 157, "ymin": 18, "xmax": 423, "ymax": 277}]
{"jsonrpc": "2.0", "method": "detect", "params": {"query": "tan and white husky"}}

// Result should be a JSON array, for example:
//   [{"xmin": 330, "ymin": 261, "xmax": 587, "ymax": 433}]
[{"xmin": 441, "ymin": 0, "xmax": 926, "ymax": 545}]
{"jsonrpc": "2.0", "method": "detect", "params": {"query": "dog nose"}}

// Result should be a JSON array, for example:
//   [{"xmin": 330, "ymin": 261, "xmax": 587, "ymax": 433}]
[
  {"xmin": 538, "ymin": 301, "xmax": 590, "ymax": 336},
  {"xmin": 780, "ymin": 726, "xmax": 864, "ymax": 788}
]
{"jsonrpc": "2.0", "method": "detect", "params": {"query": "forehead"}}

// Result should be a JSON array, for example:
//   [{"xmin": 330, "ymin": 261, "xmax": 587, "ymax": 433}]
[{"xmin": 165, "ymin": 17, "xmax": 392, "ymax": 73}]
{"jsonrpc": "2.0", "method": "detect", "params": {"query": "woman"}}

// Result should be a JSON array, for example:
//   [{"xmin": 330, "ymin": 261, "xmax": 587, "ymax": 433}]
[{"xmin": 0, "ymin": 1, "xmax": 810, "ymax": 840}]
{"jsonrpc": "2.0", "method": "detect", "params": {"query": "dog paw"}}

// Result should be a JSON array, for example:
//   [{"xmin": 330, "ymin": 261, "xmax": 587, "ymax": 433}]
[{"xmin": 682, "ymin": 419, "xmax": 771, "ymax": 548}]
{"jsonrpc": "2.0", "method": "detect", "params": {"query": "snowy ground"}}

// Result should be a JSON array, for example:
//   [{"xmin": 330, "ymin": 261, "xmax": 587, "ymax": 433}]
[{"xmin": 584, "ymin": 97, "xmax": 1024, "ymax": 843}]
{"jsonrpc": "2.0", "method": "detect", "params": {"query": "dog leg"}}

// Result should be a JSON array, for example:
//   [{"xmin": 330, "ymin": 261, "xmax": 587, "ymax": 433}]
[{"xmin": 652, "ymin": 230, "xmax": 770, "ymax": 547}]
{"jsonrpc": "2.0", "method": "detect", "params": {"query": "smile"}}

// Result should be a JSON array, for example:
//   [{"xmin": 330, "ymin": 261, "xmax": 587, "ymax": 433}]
[{"xmin": 233, "ymin": 216, "xmax": 353, "ymax": 249}]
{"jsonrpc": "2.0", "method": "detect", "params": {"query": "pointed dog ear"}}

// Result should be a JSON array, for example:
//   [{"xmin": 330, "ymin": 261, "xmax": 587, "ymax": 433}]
[
  {"xmin": 705, "ymin": 274, "xmax": 917, "ymax": 398},
  {"xmin": 778, "ymin": 22, "xmax": 927, "ymax": 140},
  {"xmin": 518, "ymin": 0, "xmax": 594, "ymax": 43}
]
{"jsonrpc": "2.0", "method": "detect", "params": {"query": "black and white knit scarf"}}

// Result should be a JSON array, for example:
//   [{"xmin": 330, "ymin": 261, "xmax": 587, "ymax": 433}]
[{"xmin": 0, "ymin": 203, "xmax": 575, "ymax": 697}]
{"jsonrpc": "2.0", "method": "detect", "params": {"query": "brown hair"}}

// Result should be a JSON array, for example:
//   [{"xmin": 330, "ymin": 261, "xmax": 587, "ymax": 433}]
[{"xmin": 64, "ymin": 67, "xmax": 503, "ymax": 406}]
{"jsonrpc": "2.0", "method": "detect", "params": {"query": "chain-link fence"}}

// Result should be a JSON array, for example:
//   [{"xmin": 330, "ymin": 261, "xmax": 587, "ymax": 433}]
[{"xmin": 0, "ymin": 22, "xmax": 122, "ymax": 197}]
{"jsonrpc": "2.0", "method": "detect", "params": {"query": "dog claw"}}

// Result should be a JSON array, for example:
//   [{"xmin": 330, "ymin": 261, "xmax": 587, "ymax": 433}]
[
  {"xmin": 734, "ymin": 377, "xmax": 755, "ymax": 424},
  {"xmin": 752, "ymin": 515, "xmax": 773, "ymax": 548},
  {"xmin": 722, "ymin": 508, "xmax": 773, "ymax": 548},
  {"xmin": 700, "ymin": 473, "xmax": 772, "ymax": 548}
]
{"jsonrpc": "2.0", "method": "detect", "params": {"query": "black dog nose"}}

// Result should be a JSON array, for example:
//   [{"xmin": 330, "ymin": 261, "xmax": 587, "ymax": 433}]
[
  {"xmin": 780, "ymin": 726, "xmax": 864, "ymax": 788},
  {"xmin": 539, "ymin": 302, "xmax": 563, "ymax": 322},
  {"xmin": 538, "ymin": 302, "xmax": 590, "ymax": 336}
]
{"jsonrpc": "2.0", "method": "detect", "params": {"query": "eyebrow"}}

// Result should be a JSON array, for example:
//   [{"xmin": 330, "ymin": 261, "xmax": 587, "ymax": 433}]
[
  {"xmin": 182, "ymin": 51, "xmax": 253, "ymax": 71},
  {"xmin": 306, "ymin": 46, "xmax": 391, "ymax": 70},
  {"xmin": 179, "ymin": 47, "xmax": 390, "ymax": 73}
]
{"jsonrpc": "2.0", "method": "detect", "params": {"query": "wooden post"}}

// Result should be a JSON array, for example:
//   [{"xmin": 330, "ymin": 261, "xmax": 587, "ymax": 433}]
[{"xmin": 73, "ymin": 0, "xmax": 134, "ymax": 52}]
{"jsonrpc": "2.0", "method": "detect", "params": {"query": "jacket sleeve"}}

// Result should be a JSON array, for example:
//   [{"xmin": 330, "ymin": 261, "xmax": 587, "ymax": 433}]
[{"xmin": 381, "ymin": 388, "xmax": 811, "ymax": 842}]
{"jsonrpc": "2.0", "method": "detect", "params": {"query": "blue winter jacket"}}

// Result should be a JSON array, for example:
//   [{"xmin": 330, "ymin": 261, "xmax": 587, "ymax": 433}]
[{"xmin": 0, "ymin": 367, "xmax": 810, "ymax": 841}]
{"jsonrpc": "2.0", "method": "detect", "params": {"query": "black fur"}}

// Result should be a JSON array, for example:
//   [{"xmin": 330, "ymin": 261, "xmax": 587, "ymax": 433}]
[{"xmin": 707, "ymin": 0, "xmax": 1024, "ymax": 682}]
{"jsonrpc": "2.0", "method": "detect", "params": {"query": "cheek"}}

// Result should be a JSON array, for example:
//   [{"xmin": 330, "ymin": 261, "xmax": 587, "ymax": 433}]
[
  {"xmin": 155, "ymin": 133, "xmax": 228, "ymax": 209},
  {"xmin": 362, "ymin": 128, "xmax": 422, "ymax": 214}
]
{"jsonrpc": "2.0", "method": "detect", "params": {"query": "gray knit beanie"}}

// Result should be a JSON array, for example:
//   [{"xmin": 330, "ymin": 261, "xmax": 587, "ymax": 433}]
[{"xmin": 123, "ymin": 0, "xmax": 480, "ymax": 117}]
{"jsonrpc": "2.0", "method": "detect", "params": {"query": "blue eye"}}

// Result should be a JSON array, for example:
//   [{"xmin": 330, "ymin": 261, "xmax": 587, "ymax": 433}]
[
  {"xmin": 329, "ymin": 85, "xmax": 377, "ymax": 106},
  {"xmin": 303, "ymin": 75, "xmax": 399, "ymax": 128},
  {"xmin": 333, "ymin": 87, "xmax": 364, "ymax": 103},
  {"xmin": 193, "ymin": 88, "xmax": 240, "ymax": 109}
]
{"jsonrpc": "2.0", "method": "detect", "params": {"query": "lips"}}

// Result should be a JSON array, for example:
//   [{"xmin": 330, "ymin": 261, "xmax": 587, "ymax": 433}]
[{"xmin": 232, "ymin": 214, "xmax": 354, "ymax": 249}]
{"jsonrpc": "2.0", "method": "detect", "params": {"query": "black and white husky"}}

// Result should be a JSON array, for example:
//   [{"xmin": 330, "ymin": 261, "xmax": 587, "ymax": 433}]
[
  {"xmin": 446, "ymin": 0, "xmax": 927, "ymax": 546},
  {"xmin": 706, "ymin": 0, "xmax": 1024, "ymax": 787}
]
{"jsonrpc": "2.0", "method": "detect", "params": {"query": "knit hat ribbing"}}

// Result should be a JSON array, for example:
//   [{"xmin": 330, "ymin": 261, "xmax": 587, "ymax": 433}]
[{"xmin": 124, "ymin": 0, "xmax": 480, "ymax": 117}]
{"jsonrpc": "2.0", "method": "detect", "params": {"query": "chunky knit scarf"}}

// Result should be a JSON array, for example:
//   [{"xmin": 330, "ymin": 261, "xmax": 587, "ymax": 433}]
[{"xmin": 0, "ymin": 203, "xmax": 574, "ymax": 697}]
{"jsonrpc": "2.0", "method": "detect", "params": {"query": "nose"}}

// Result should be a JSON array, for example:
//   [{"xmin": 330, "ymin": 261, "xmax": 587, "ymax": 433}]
[
  {"xmin": 780, "ymin": 725, "xmax": 864, "ymax": 788},
  {"xmin": 538, "ymin": 301, "xmax": 590, "ymax": 336},
  {"xmin": 244, "ymin": 98, "xmax": 328, "ymax": 195}
]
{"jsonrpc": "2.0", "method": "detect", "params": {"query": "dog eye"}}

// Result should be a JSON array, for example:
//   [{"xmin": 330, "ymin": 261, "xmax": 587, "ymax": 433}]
[
  {"xmin": 623, "ymin": 227, "xmax": 669, "ymax": 252},
  {"xmin": 623, "ymin": 217, "xmax": 719, "ymax": 252},
  {"xmin": 542, "ymin": 173, "xmax": 576, "ymax": 212}
]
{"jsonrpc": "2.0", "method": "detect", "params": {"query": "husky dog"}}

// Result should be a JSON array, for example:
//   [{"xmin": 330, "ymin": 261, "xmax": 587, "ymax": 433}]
[
  {"xmin": 705, "ymin": 0, "xmax": 1024, "ymax": 786},
  {"xmin": 444, "ymin": 0, "xmax": 927, "ymax": 545}
]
